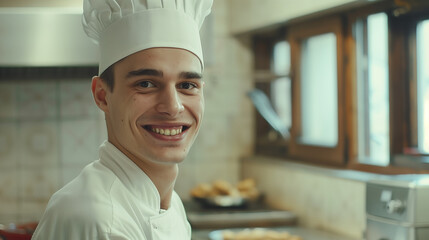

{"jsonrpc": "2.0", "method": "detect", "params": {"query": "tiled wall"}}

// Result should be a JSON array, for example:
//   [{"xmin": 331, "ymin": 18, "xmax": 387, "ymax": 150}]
[
  {"xmin": 0, "ymin": 78, "xmax": 106, "ymax": 224},
  {"xmin": 241, "ymin": 157, "xmax": 366, "ymax": 239},
  {"xmin": 0, "ymin": 0, "xmax": 82, "ymax": 8}
]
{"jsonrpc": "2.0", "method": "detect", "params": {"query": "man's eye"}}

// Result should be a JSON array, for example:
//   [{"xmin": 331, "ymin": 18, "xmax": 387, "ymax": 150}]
[
  {"xmin": 179, "ymin": 82, "xmax": 197, "ymax": 90},
  {"xmin": 138, "ymin": 81, "xmax": 155, "ymax": 88}
]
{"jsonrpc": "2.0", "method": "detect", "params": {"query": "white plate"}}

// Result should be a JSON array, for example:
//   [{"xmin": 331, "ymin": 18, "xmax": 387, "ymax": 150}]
[
  {"xmin": 208, "ymin": 229, "xmax": 223, "ymax": 240},
  {"xmin": 208, "ymin": 228, "xmax": 284, "ymax": 240}
]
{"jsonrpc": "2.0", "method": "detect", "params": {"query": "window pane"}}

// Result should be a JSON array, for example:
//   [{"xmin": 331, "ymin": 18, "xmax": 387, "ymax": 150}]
[
  {"xmin": 271, "ymin": 41, "xmax": 291, "ymax": 134},
  {"xmin": 355, "ymin": 13, "xmax": 389, "ymax": 165},
  {"xmin": 271, "ymin": 77, "xmax": 291, "ymax": 131},
  {"xmin": 300, "ymin": 33, "xmax": 338, "ymax": 147},
  {"xmin": 272, "ymin": 41, "xmax": 290, "ymax": 75},
  {"xmin": 417, "ymin": 19, "xmax": 429, "ymax": 153}
]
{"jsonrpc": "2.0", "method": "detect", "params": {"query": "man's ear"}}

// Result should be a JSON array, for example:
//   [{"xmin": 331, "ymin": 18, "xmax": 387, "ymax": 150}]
[{"xmin": 91, "ymin": 76, "xmax": 109, "ymax": 113}]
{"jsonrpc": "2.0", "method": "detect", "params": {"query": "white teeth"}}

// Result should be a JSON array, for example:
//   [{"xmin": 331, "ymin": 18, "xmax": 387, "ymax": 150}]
[{"xmin": 151, "ymin": 127, "xmax": 183, "ymax": 136}]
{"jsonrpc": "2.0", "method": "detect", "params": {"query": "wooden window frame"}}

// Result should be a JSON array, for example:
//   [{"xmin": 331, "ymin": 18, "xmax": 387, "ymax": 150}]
[
  {"xmin": 390, "ymin": 11, "xmax": 429, "ymax": 171},
  {"xmin": 252, "ymin": 32, "xmax": 290, "ymax": 157},
  {"xmin": 251, "ymin": 0, "xmax": 429, "ymax": 174},
  {"xmin": 345, "ymin": 3, "xmax": 429, "ymax": 173},
  {"xmin": 288, "ymin": 16, "xmax": 346, "ymax": 166}
]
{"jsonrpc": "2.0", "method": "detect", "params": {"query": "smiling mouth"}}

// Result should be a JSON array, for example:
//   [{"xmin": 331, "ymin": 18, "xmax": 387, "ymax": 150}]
[{"xmin": 144, "ymin": 125, "xmax": 190, "ymax": 136}]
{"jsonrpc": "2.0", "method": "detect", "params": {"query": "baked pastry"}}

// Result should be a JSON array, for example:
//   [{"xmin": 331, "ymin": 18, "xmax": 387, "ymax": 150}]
[
  {"xmin": 190, "ymin": 178, "xmax": 260, "ymax": 200},
  {"xmin": 190, "ymin": 183, "xmax": 212, "ymax": 198},
  {"xmin": 221, "ymin": 228, "xmax": 302, "ymax": 240}
]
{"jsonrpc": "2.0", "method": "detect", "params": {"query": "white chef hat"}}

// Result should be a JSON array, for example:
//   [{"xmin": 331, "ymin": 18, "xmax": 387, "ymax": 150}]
[{"xmin": 82, "ymin": 0, "xmax": 213, "ymax": 75}]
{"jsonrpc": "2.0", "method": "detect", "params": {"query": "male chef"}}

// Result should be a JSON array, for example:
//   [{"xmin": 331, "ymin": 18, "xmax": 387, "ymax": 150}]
[{"xmin": 32, "ymin": 0, "xmax": 212, "ymax": 239}]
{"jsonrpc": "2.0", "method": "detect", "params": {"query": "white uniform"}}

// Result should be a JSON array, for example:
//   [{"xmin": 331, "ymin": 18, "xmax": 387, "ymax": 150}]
[{"xmin": 32, "ymin": 141, "xmax": 192, "ymax": 240}]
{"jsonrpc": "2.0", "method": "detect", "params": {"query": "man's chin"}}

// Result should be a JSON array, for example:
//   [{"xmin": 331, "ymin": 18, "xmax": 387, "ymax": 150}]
[{"xmin": 149, "ymin": 151, "xmax": 188, "ymax": 165}]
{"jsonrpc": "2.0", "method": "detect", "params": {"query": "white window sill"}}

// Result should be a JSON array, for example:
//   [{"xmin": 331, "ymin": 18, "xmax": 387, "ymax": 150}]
[{"xmin": 242, "ymin": 155, "xmax": 429, "ymax": 185}]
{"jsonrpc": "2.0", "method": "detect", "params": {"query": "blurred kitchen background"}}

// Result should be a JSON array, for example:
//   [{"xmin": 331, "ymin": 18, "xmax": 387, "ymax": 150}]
[{"xmin": 1, "ymin": 0, "xmax": 429, "ymax": 240}]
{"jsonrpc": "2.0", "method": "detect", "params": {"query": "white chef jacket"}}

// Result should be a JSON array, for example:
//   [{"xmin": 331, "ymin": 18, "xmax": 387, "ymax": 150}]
[{"xmin": 32, "ymin": 141, "xmax": 192, "ymax": 240}]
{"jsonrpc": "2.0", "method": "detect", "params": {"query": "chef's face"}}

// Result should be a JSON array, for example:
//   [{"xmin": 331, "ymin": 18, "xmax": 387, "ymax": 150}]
[{"xmin": 93, "ymin": 48, "xmax": 204, "ymax": 167}]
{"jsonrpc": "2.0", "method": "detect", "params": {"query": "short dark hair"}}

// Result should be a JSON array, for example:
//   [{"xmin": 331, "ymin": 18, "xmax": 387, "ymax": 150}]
[{"xmin": 100, "ymin": 65, "xmax": 114, "ymax": 92}]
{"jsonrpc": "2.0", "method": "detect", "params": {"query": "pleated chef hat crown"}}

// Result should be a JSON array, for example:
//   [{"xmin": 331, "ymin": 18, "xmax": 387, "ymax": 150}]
[{"xmin": 82, "ymin": 0, "xmax": 213, "ymax": 75}]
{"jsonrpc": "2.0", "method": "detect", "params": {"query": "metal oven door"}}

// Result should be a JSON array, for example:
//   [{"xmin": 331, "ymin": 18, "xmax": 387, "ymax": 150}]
[{"xmin": 366, "ymin": 218, "xmax": 413, "ymax": 240}]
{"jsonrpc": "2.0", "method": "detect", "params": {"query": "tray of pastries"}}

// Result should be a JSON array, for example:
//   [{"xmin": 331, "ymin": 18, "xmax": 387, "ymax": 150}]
[{"xmin": 190, "ymin": 178, "xmax": 260, "ymax": 208}]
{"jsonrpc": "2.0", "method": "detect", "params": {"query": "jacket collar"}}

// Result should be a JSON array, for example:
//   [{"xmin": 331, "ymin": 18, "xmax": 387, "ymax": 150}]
[{"xmin": 98, "ymin": 140, "xmax": 161, "ymax": 212}]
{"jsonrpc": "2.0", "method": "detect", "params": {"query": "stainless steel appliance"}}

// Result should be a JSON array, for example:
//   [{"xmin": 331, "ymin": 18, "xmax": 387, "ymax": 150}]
[
  {"xmin": 0, "ymin": 7, "xmax": 213, "ymax": 68},
  {"xmin": 366, "ymin": 175, "xmax": 429, "ymax": 240},
  {"xmin": 0, "ymin": 8, "xmax": 98, "ymax": 67}
]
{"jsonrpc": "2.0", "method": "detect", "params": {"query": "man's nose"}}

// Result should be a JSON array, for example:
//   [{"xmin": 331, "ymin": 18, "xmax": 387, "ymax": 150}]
[{"xmin": 155, "ymin": 86, "xmax": 184, "ymax": 117}]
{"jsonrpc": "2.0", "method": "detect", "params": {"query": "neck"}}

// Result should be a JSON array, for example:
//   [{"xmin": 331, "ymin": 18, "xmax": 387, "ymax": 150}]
[
  {"xmin": 149, "ymin": 164, "xmax": 179, "ymax": 210},
  {"xmin": 131, "ymin": 158, "xmax": 179, "ymax": 210},
  {"xmin": 107, "ymin": 138, "xmax": 179, "ymax": 210},
  {"xmin": 130, "ymin": 155, "xmax": 179, "ymax": 209}
]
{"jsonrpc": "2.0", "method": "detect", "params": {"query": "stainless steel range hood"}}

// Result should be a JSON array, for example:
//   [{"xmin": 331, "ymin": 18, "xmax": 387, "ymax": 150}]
[{"xmin": 0, "ymin": 8, "xmax": 98, "ymax": 67}]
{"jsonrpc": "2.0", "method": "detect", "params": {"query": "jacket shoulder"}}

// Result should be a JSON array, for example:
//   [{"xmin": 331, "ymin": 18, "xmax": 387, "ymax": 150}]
[{"xmin": 32, "ymin": 162, "xmax": 116, "ymax": 239}]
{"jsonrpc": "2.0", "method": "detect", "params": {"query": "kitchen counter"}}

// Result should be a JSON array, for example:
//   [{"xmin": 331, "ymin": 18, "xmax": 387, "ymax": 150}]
[
  {"xmin": 186, "ymin": 200, "xmax": 359, "ymax": 240},
  {"xmin": 185, "ymin": 200, "xmax": 297, "ymax": 229},
  {"xmin": 192, "ymin": 226, "xmax": 360, "ymax": 240}
]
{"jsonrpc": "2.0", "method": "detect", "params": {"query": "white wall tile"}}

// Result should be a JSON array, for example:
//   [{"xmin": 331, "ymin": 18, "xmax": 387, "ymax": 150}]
[
  {"xmin": 242, "ymin": 159, "xmax": 366, "ymax": 239},
  {"xmin": 211, "ymin": 0, "xmax": 229, "ymax": 37},
  {"xmin": 195, "ymin": 160, "xmax": 240, "ymax": 186},
  {"xmin": 18, "ymin": 121, "xmax": 58, "ymax": 168},
  {"xmin": 196, "ymin": 117, "xmax": 233, "ymax": 159},
  {"xmin": 0, "ymin": 82, "xmax": 17, "ymax": 119},
  {"xmin": 18, "ymin": 200, "xmax": 49, "ymax": 224},
  {"xmin": 59, "ymin": 80, "xmax": 98, "ymax": 118},
  {"xmin": 17, "ymin": 81, "xmax": 58, "ymax": 119},
  {"xmin": 60, "ymin": 119, "xmax": 99, "ymax": 168},
  {"xmin": 18, "ymin": 168, "xmax": 59, "ymax": 202},
  {"xmin": 175, "ymin": 162, "xmax": 197, "ymax": 201},
  {"xmin": 97, "ymin": 111, "xmax": 108, "ymax": 145},
  {"xmin": 0, "ymin": 122, "xmax": 18, "ymax": 169},
  {"xmin": 0, "ymin": 169, "xmax": 18, "ymax": 201}
]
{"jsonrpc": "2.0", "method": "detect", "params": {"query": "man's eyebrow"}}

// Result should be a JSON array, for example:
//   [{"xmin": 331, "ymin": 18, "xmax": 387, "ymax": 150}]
[
  {"xmin": 126, "ymin": 68, "xmax": 163, "ymax": 78},
  {"xmin": 179, "ymin": 71, "xmax": 203, "ymax": 80},
  {"xmin": 126, "ymin": 68, "xmax": 202, "ymax": 80}
]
